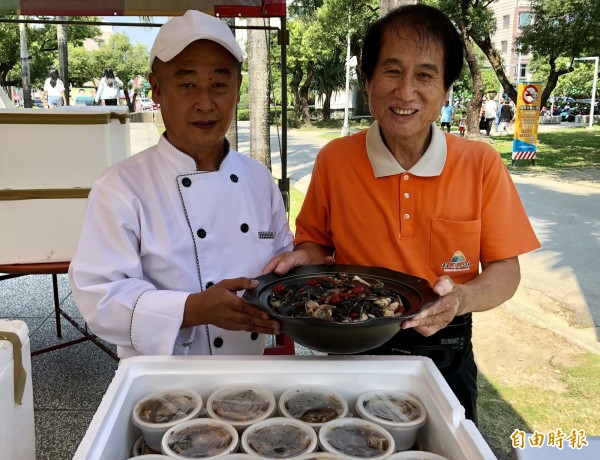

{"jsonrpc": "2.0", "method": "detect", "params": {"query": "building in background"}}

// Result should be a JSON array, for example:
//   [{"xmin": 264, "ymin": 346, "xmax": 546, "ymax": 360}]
[
  {"xmin": 488, "ymin": 0, "xmax": 533, "ymax": 87},
  {"xmin": 83, "ymin": 25, "xmax": 114, "ymax": 51}
]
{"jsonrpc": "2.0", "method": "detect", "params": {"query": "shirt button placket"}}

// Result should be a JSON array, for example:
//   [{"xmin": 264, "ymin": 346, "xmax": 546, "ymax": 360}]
[{"xmin": 400, "ymin": 174, "xmax": 415, "ymax": 239}]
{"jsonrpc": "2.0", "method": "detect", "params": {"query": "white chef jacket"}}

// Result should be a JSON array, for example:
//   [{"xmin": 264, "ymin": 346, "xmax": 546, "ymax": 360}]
[{"xmin": 68, "ymin": 136, "xmax": 294, "ymax": 358}]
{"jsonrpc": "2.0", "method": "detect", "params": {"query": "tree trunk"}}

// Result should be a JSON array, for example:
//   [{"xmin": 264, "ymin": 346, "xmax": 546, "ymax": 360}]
[
  {"xmin": 248, "ymin": 18, "xmax": 271, "ymax": 169},
  {"xmin": 539, "ymin": 58, "xmax": 572, "ymax": 109},
  {"xmin": 457, "ymin": 18, "xmax": 484, "ymax": 139},
  {"xmin": 380, "ymin": 0, "xmax": 416, "ymax": 17},
  {"xmin": 57, "ymin": 18, "xmax": 70, "ymax": 105},
  {"xmin": 225, "ymin": 18, "xmax": 238, "ymax": 149},
  {"xmin": 290, "ymin": 62, "xmax": 303, "ymax": 121},
  {"xmin": 19, "ymin": 20, "xmax": 32, "ymax": 109},
  {"xmin": 322, "ymin": 90, "xmax": 332, "ymax": 121},
  {"xmin": 475, "ymin": 36, "xmax": 517, "ymax": 103},
  {"xmin": 299, "ymin": 60, "xmax": 314, "ymax": 127}
]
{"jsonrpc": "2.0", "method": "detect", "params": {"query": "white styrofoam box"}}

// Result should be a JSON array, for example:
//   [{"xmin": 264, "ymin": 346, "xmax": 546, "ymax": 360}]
[
  {"xmin": 0, "ymin": 320, "xmax": 36, "ymax": 460},
  {"xmin": 0, "ymin": 196, "xmax": 87, "ymax": 264},
  {"xmin": 74, "ymin": 356, "xmax": 497, "ymax": 460},
  {"xmin": 0, "ymin": 107, "xmax": 129, "ymax": 189}
]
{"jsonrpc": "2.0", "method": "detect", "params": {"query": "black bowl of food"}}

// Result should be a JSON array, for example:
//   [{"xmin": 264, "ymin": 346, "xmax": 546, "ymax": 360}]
[{"xmin": 242, "ymin": 265, "xmax": 439, "ymax": 354}]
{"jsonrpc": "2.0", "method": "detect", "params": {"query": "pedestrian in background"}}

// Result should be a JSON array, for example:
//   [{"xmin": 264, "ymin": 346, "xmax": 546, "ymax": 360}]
[
  {"xmin": 458, "ymin": 111, "xmax": 467, "ymax": 137},
  {"xmin": 440, "ymin": 100, "xmax": 454, "ymax": 133},
  {"xmin": 42, "ymin": 68, "xmax": 67, "ymax": 108},
  {"xmin": 95, "ymin": 68, "xmax": 122, "ymax": 106},
  {"xmin": 482, "ymin": 95, "xmax": 497, "ymax": 136},
  {"xmin": 498, "ymin": 99, "xmax": 514, "ymax": 133}
]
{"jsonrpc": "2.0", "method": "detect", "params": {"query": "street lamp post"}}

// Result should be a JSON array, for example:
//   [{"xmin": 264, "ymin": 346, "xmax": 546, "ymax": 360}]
[{"xmin": 574, "ymin": 56, "xmax": 599, "ymax": 129}]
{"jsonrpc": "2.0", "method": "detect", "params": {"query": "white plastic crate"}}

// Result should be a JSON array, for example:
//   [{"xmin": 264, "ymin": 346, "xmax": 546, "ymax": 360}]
[
  {"xmin": 0, "ymin": 107, "xmax": 130, "ymax": 264},
  {"xmin": 0, "ymin": 320, "xmax": 35, "ymax": 460},
  {"xmin": 74, "ymin": 356, "xmax": 496, "ymax": 460}
]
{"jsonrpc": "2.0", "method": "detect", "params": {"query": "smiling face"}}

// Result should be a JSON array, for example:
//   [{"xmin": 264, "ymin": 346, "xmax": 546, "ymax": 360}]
[
  {"xmin": 149, "ymin": 40, "xmax": 241, "ymax": 159},
  {"xmin": 365, "ymin": 29, "xmax": 449, "ymax": 155}
]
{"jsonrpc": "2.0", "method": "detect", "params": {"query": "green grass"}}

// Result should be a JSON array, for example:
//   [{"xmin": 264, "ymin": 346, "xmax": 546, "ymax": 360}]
[
  {"xmin": 478, "ymin": 354, "xmax": 600, "ymax": 459},
  {"xmin": 488, "ymin": 125, "xmax": 600, "ymax": 170},
  {"xmin": 287, "ymin": 187, "xmax": 305, "ymax": 234}
]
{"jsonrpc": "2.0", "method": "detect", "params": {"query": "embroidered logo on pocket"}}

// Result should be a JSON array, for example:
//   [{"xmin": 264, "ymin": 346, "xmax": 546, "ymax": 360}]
[
  {"xmin": 258, "ymin": 231, "xmax": 275, "ymax": 239},
  {"xmin": 441, "ymin": 250, "xmax": 472, "ymax": 272}
]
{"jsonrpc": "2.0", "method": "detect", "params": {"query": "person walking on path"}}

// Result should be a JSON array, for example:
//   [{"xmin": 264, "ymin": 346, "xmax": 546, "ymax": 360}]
[
  {"xmin": 263, "ymin": 4, "xmax": 540, "ymax": 425},
  {"xmin": 42, "ymin": 68, "xmax": 67, "ymax": 108},
  {"xmin": 498, "ymin": 100, "xmax": 514, "ymax": 133},
  {"xmin": 482, "ymin": 96, "xmax": 498, "ymax": 136},
  {"xmin": 458, "ymin": 111, "xmax": 467, "ymax": 137},
  {"xmin": 69, "ymin": 10, "xmax": 293, "ymax": 359},
  {"xmin": 440, "ymin": 100, "xmax": 454, "ymax": 133},
  {"xmin": 95, "ymin": 68, "xmax": 122, "ymax": 106}
]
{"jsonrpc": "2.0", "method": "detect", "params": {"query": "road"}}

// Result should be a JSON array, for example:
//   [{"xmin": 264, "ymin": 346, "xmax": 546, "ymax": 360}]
[{"xmin": 132, "ymin": 120, "xmax": 600, "ymax": 353}]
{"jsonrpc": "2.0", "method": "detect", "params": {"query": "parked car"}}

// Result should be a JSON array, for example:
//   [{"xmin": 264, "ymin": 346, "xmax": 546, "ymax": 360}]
[
  {"xmin": 32, "ymin": 98, "xmax": 44, "ymax": 108},
  {"xmin": 139, "ymin": 98, "xmax": 155, "ymax": 111}
]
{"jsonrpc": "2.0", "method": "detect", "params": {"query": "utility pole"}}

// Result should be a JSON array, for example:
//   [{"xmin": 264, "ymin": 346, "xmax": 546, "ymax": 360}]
[
  {"xmin": 57, "ymin": 17, "xmax": 70, "ymax": 105},
  {"xmin": 19, "ymin": 19, "xmax": 32, "ymax": 108}
]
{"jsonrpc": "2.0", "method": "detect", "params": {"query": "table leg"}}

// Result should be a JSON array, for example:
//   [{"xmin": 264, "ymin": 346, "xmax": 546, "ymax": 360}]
[{"xmin": 52, "ymin": 274, "xmax": 62, "ymax": 338}]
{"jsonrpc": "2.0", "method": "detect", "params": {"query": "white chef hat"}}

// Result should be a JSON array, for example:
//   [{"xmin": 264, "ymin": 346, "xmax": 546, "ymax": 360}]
[{"xmin": 150, "ymin": 10, "xmax": 243, "ymax": 68}]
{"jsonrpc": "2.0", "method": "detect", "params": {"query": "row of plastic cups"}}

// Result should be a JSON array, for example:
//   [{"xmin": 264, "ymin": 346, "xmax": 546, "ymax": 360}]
[{"xmin": 132, "ymin": 385, "xmax": 427, "ymax": 454}]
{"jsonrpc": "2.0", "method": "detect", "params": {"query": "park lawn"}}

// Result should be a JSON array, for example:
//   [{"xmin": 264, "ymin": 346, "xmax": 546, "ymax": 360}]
[{"xmin": 491, "ymin": 125, "xmax": 600, "ymax": 170}]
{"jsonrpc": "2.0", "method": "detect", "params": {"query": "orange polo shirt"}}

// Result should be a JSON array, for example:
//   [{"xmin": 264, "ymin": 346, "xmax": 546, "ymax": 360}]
[{"xmin": 295, "ymin": 122, "xmax": 541, "ymax": 286}]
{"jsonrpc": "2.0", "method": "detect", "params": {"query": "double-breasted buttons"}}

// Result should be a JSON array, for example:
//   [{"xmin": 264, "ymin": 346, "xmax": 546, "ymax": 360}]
[
  {"xmin": 197, "ymin": 229, "xmax": 206, "ymax": 238},
  {"xmin": 250, "ymin": 332, "xmax": 259, "ymax": 340},
  {"xmin": 213, "ymin": 337, "xmax": 224, "ymax": 348},
  {"xmin": 205, "ymin": 281, "xmax": 214, "ymax": 289},
  {"xmin": 230, "ymin": 174, "xmax": 238, "ymax": 183},
  {"xmin": 182, "ymin": 177, "xmax": 191, "ymax": 187},
  {"xmin": 240, "ymin": 223, "xmax": 249, "ymax": 233}
]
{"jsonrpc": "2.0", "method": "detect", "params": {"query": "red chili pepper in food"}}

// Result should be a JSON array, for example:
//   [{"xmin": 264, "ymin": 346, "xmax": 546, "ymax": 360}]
[
  {"xmin": 329, "ymin": 293, "xmax": 341, "ymax": 304},
  {"xmin": 272, "ymin": 283, "xmax": 286, "ymax": 293},
  {"xmin": 307, "ymin": 279, "xmax": 319, "ymax": 286},
  {"xmin": 351, "ymin": 286, "xmax": 365, "ymax": 294}
]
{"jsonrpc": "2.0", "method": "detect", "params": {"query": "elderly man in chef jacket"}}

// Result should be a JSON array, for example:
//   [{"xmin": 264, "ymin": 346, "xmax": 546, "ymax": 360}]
[{"xmin": 69, "ymin": 10, "xmax": 293, "ymax": 359}]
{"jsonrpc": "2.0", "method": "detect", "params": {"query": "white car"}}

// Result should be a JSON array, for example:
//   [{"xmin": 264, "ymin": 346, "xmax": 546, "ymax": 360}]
[{"xmin": 139, "ymin": 97, "xmax": 154, "ymax": 111}]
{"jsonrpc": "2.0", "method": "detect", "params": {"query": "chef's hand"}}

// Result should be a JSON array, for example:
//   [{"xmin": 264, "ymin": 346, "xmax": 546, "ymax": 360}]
[
  {"xmin": 182, "ymin": 278, "xmax": 281, "ymax": 335},
  {"xmin": 262, "ymin": 242, "xmax": 335, "ymax": 276},
  {"xmin": 400, "ymin": 276, "xmax": 462, "ymax": 337}
]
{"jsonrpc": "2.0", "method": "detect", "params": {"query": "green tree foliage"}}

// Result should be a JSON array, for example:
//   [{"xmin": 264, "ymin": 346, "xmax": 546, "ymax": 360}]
[
  {"xmin": 0, "ymin": 16, "xmax": 100, "ymax": 87},
  {"xmin": 530, "ymin": 57, "xmax": 599, "ymax": 99}
]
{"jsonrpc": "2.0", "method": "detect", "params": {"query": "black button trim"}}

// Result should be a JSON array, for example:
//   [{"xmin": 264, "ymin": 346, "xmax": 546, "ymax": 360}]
[
  {"xmin": 197, "ymin": 228, "xmax": 206, "ymax": 238},
  {"xmin": 230, "ymin": 174, "xmax": 238, "ymax": 183},
  {"xmin": 206, "ymin": 281, "xmax": 214, "ymax": 289},
  {"xmin": 182, "ymin": 177, "xmax": 191, "ymax": 187},
  {"xmin": 240, "ymin": 223, "xmax": 249, "ymax": 233},
  {"xmin": 213, "ymin": 337, "xmax": 224, "ymax": 348},
  {"xmin": 250, "ymin": 332, "xmax": 259, "ymax": 340}
]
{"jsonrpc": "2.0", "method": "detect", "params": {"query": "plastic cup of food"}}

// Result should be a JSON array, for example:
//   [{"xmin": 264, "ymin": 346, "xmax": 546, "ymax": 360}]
[
  {"xmin": 387, "ymin": 451, "xmax": 449, "ymax": 460},
  {"xmin": 241, "ymin": 416, "xmax": 318, "ymax": 459},
  {"xmin": 161, "ymin": 418, "xmax": 239, "ymax": 459},
  {"xmin": 219, "ymin": 455, "xmax": 261, "ymax": 459},
  {"xmin": 132, "ymin": 388, "xmax": 203, "ymax": 452},
  {"xmin": 207, "ymin": 383, "xmax": 276, "ymax": 433},
  {"xmin": 127, "ymin": 455, "xmax": 172, "ymax": 459},
  {"xmin": 131, "ymin": 435, "xmax": 163, "ymax": 456},
  {"xmin": 318, "ymin": 417, "xmax": 395, "ymax": 460},
  {"xmin": 278, "ymin": 385, "xmax": 348, "ymax": 432},
  {"xmin": 355, "ymin": 390, "xmax": 426, "ymax": 452},
  {"xmin": 294, "ymin": 454, "xmax": 346, "ymax": 459}
]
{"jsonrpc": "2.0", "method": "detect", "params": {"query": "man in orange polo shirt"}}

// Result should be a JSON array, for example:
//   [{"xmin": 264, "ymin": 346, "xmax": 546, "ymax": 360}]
[{"xmin": 264, "ymin": 4, "xmax": 540, "ymax": 424}]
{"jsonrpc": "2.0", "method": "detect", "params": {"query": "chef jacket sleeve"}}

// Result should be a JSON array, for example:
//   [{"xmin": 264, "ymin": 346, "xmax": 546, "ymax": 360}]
[{"xmin": 68, "ymin": 179, "xmax": 188, "ymax": 356}]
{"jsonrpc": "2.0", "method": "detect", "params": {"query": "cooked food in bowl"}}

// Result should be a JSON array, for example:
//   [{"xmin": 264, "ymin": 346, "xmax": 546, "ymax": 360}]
[{"xmin": 269, "ymin": 273, "xmax": 406, "ymax": 322}]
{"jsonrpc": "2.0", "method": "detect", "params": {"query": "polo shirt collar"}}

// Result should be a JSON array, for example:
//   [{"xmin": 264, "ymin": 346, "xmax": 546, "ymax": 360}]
[{"xmin": 366, "ymin": 121, "xmax": 447, "ymax": 178}]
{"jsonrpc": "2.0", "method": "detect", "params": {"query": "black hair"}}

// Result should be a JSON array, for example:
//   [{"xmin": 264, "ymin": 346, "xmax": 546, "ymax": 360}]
[
  {"xmin": 360, "ymin": 4, "xmax": 463, "ymax": 90},
  {"xmin": 104, "ymin": 68, "xmax": 116, "ymax": 88},
  {"xmin": 48, "ymin": 68, "xmax": 60, "ymax": 88}
]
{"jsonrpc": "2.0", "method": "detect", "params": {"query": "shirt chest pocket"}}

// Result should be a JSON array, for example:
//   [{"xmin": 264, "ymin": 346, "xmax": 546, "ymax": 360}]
[{"xmin": 430, "ymin": 218, "xmax": 481, "ymax": 283}]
